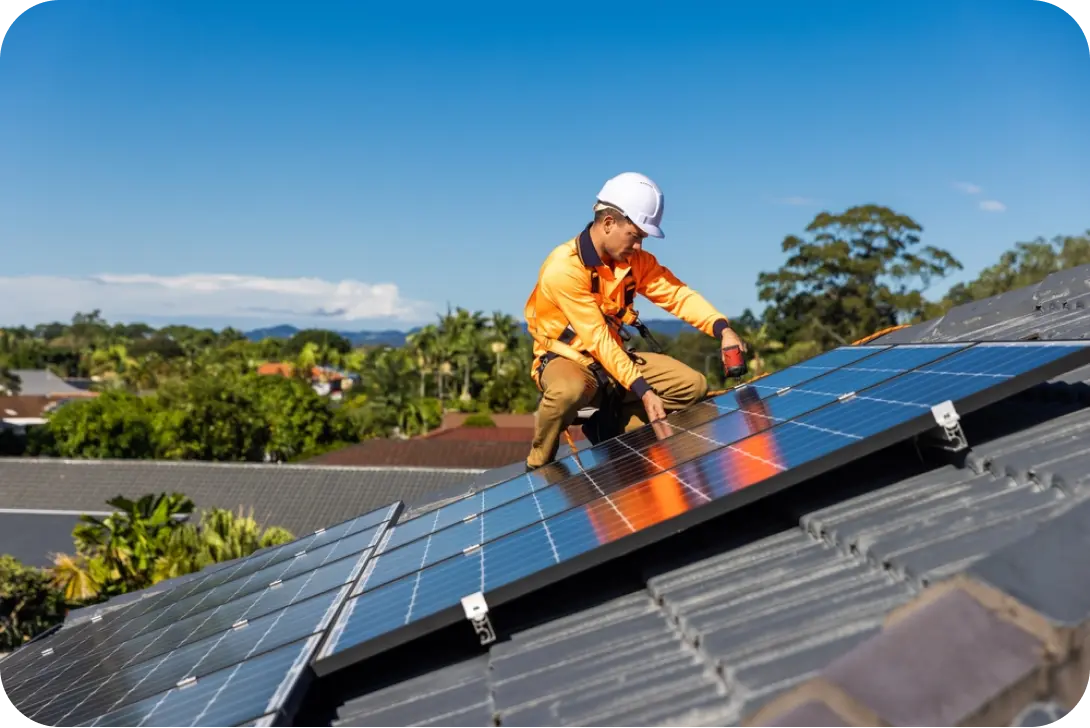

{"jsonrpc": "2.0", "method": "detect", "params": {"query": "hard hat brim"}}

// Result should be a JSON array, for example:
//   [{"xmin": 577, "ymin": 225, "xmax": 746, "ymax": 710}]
[{"xmin": 634, "ymin": 220, "xmax": 664, "ymax": 238}]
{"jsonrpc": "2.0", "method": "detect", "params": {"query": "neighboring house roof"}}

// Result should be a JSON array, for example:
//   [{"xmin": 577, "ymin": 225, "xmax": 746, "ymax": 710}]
[
  {"xmin": 304, "ymin": 439, "xmax": 535, "ymax": 469},
  {"xmin": 420, "ymin": 426, "xmax": 587, "ymax": 443},
  {"xmin": 257, "ymin": 362, "xmax": 347, "ymax": 380},
  {"xmin": 8, "ymin": 266, "xmax": 1090, "ymax": 726},
  {"xmin": 438, "ymin": 413, "xmax": 538, "ymax": 429},
  {"xmin": 0, "ymin": 396, "xmax": 52, "ymax": 419},
  {"xmin": 7, "ymin": 369, "xmax": 94, "ymax": 398},
  {"xmin": 0, "ymin": 509, "xmax": 113, "ymax": 568},
  {"xmin": 421, "ymin": 427, "xmax": 539, "ymax": 442},
  {"xmin": 0, "ymin": 458, "xmax": 484, "ymax": 537}
]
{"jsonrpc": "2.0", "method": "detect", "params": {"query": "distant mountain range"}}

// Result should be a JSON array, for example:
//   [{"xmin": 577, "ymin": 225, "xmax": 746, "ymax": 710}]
[{"xmin": 244, "ymin": 320, "xmax": 704, "ymax": 348}]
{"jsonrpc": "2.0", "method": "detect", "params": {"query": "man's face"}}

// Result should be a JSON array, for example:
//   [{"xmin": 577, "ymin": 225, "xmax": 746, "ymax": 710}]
[{"xmin": 602, "ymin": 213, "xmax": 647, "ymax": 264}]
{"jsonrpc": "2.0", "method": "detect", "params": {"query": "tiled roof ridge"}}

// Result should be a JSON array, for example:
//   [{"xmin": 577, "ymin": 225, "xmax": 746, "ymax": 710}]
[
  {"xmin": 0, "ymin": 456, "xmax": 483, "ymax": 474},
  {"xmin": 742, "ymin": 498, "xmax": 1090, "ymax": 727}
]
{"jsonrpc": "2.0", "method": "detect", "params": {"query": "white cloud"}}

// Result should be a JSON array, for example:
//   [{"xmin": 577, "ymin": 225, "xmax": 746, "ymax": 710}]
[
  {"xmin": 979, "ymin": 200, "xmax": 1006, "ymax": 212},
  {"xmin": 953, "ymin": 181, "xmax": 982, "ymax": 195},
  {"xmin": 0, "ymin": 273, "xmax": 432, "ymax": 324}
]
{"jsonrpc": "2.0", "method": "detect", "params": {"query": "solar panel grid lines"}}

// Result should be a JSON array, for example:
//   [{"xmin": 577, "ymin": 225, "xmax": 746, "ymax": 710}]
[
  {"xmin": 362, "ymin": 346, "xmax": 889, "ymax": 550},
  {"xmin": 5, "ymin": 549, "xmax": 379, "ymax": 723},
  {"xmin": 73, "ymin": 635, "xmax": 320, "ymax": 728},
  {"xmin": 0, "ymin": 502, "xmax": 402, "ymax": 682},
  {"xmin": 311, "ymin": 340, "xmax": 1090, "ymax": 675},
  {"xmin": 5, "ymin": 514, "xmax": 379, "ymax": 675},
  {"xmin": 7, "ymin": 522, "xmax": 393, "ymax": 698},
  {"xmin": 3, "ymin": 501, "xmax": 403, "ymax": 727},
  {"xmin": 5, "ymin": 544, "xmax": 384, "ymax": 695},
  {"xmin": 334, "ymin": 343, "xmax": 969, "ymax": 602}
]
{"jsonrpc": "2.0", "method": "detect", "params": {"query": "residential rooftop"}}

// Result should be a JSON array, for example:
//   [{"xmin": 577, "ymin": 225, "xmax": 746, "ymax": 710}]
[{"xmin": 4, "ymin": 265, "xmax": 1090, "ymax": 726}]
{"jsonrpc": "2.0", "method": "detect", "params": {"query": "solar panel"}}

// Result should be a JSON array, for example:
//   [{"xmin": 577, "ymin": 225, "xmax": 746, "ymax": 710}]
[
  {"xmin": 2, "ymin": 501, "xmax": 402, "ymax": 727},
  {"xmin": 311, "ymin": 341, "xmax": 1090, "ymax": 675},
  {"xmin": 3, "ymin": 505, "xmax": 396, "ymax": 675},
  {"xmin": 333, "ymin": 343, "xmax": 969, "ymax": 593}
]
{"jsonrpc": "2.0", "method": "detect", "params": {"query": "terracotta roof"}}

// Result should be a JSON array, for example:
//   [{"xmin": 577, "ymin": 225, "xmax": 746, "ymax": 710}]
[
  {"xmin": 0, "ymin": 395, "xmax": 53, "ymax": 419},
  {"xmin": 420, "ymin": 425, "xmax": 587, "ymax": 443},
  {"xmin": 438, "ymin": 412, "xmax": 537, "ymax": 429},
  {"xmin": 304, "ymin": 438, "xmax": 532, "ymax": 469},
  {"xmin": 256, "ymin": 362, "xmax": 346, "ymax": 380}
]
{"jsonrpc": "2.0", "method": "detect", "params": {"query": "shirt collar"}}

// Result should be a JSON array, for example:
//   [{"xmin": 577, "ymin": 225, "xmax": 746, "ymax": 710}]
[{"xmin": 577, "ymin": 223, "xmax": 603, "ymax": 268}]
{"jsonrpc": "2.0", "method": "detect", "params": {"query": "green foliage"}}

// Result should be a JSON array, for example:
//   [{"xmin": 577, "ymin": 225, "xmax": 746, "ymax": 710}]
[
  {"xmin": 50, "ymin": 492, "xmax": 295, "ymax": 607},
  {"xmin": 62, "ymin": 493, "xmax": 196, "ymax": 599},
  {"xmin": 941, "ymin": 231, "xmax": 1090, "ymax": 309},
  {"xmin": 152, "ymin": 507, "xmax": 294, "ymax": 581},
  {"xmin": 463, "ymin": 413, "xmax": 497, "ymax": 428},
  {"xmin": 756, "ymin": 205, "xmax": 963, "ymax": 350},
  {"xmin": 153, "ymin": 376, "xmax": 270, "ymax": 461},
  {"xmin": 283, "ymin": 329, "xmax": 353, "ymax": 356},
  {"xmin": 34, "ymin": 390, "xmax": 160, "ymax": 459},
  {"xmin": 0, "ymin": 555, "xmax": 67, "ymax": 651}
]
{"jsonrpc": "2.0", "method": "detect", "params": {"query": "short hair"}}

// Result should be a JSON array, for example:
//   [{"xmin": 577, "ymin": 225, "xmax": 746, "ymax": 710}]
[{"xmin": 593, "ymin": 202, "xmax": 629, "ymax": 225}]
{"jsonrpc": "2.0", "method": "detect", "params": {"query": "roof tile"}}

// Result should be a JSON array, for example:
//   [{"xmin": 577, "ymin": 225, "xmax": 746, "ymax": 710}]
[
  {"xmin": 819, "ymin": 586, "xmax": 1046, "ymax": 726},
  {"xmin": 304, "ymin": 440, "xmax": 530, "ymax": 469},
  {"xmin": 0, "ymin": 458, "xmax": 479, "ymax": 535}
]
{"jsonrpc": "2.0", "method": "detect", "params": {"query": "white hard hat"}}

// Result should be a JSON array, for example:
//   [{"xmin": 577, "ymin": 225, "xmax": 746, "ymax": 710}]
[{"xmin": 595, "ymin": 172, "xmax": 665, "ymax": 238}]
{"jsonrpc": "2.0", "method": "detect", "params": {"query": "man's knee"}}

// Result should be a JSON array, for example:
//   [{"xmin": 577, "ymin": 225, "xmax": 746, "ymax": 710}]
[
  {"xmin": 659, "ymin": 358, "xmax": 708, "ymax": 405},
  {"xmin": 540, "ymin": 362, "xmax": 597, "ymax": 413}
]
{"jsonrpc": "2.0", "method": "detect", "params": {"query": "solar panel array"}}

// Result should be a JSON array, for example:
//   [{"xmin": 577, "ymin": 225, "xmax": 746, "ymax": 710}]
[
  {"xmin": 311, "ymin": 341, "xmax": 1090, "ymax": 673},
  {"xmin": 5, "ymin": 339, "xmax": 1090, "ymax": 727},
  {"xmin": 0, "ymin": 502, "xmax": 402, "ymax": 727}
]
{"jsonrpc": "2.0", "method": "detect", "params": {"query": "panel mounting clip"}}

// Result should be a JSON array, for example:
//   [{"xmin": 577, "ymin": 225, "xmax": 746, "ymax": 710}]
[
  {"xmin": 928, "ymin": 400, "xmax": 967, "ymax": 451},
  {"xmin": 460, "ymin": 591, "xmax": 497, "ymax": 646}
]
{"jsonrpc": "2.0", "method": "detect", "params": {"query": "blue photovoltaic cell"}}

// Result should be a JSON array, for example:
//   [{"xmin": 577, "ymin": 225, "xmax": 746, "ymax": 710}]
[
  {"xmin": 2, "ymin": 512, "xmax": 394, "ymax": 689},
  {"xmin": 345, "ymin": 343, "xmax": 972, "ymax": 596},
  {"xmin": 19, "ymin": 580, "xmax": 346, "ymax": 725},
  {"xmin": 9, "ymin": 550, "xmax": 376, "ymax": 695},
  {"xmin": 382, "ymin": 347, "xmax": 902, "ymax": 550},
  {"xmin": 5, "ymin": 502, "xmax": 401, "ymax": 727},
  {"xmin": 317, "ymin": 341, "xmax": 1090, "ymax": 663},
  {"xmin": 75, "ymin": 636, "xmax": 317, "ymax": 727}
]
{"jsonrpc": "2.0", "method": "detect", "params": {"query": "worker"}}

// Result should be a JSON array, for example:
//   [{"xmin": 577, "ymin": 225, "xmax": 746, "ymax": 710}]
[{"xmin": 523, "ymin": 171, "xmax": 747, "ymax": 470}]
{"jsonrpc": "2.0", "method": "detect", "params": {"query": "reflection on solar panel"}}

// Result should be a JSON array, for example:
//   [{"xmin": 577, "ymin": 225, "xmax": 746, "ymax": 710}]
[
  {"xmin": 312, "ymin": 341, "xmax": 1090, "ymax": 675},
  {"xmin": 0, "ymin": 502, "xmax": 402, "ymax": 727}
]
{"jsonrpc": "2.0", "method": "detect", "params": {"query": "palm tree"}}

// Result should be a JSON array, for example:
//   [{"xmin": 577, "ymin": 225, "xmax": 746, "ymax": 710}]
[
  {"xmin": 66, "ymin": 493, "xmax": 195, "ymax": 597},
  {"xmin": 440, "ymin": 307, "xmax": 487, "ymax": 403},
  {"xmin": 152, "ymin": 506, "xmax": 293, "ymax": 582},
  {"xmin": 406, "ymin": 324, "xmax": 441, "ymax": 399},
  {"xmin": 486, "ymin": 311, "xmax": 522, "ymax": 375}
]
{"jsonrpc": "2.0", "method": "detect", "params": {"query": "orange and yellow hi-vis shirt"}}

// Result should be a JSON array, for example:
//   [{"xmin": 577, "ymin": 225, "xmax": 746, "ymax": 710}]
[{"xmin": 524, "ymin": 224, "xmax": 732, "ymax": 397}]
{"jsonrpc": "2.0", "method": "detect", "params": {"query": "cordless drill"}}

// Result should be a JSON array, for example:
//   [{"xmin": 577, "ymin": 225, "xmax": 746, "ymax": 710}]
[{"xmin": 721, "ymin": 344, "xmax": 749, "ymax": 379}]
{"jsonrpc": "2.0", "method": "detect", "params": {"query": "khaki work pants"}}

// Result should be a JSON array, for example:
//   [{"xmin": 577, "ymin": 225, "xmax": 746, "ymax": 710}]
[{"xmin": 527, "ymin": 352, "xmax": 709, "ymax": 468}]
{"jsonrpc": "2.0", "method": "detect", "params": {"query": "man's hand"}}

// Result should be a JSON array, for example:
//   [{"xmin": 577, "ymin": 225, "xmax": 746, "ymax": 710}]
[
  {"xmin": 642, "ymin": 389, "xmax": 667, "ymax": 423},
  {"xmin": 721, "ymin": 326, "xmax": 747, "ymax": 352}
]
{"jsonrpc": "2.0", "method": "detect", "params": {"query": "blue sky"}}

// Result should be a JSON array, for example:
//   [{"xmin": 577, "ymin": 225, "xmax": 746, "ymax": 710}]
[{"xmin": 0, "ymin": 0, "xmax": 1087, "ymax": 332}]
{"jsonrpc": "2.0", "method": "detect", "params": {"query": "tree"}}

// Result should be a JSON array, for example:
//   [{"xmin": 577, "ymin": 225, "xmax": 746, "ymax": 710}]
[
  {"xmin": 283, "ymin": 329, "xmax": 352, "ymax": 358},
  {"xmin": 37, "ymin": 390, "xmax": 160, "ymax": 459},
  {"xmin": 237, "ymin": 373, "xmax": 354, "ymax": 461},
  {"xmin": 54, "ymin": 493, "xmax": 195, "ymax": 600},
  {"xmin": 0, "ymin": 556, "xmax": 67, "ymax": 651},
  {"xmin": 0, "ymin": 361, "xmax": 19, "ymax": 395},
  {"xmin": 152, "ymin": 506, "xmax": 293, "ymax": 581},
  {"xmin": 941, "ymin": 231, "xmax": 1090, "ymax": 308},
  {"xmin": 152, "ymin": 375, "xmax": 269, "ymax": 461},
  {"xmin": 756, "ymin": 205, "xmax": 963, "ymax": 350}
]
